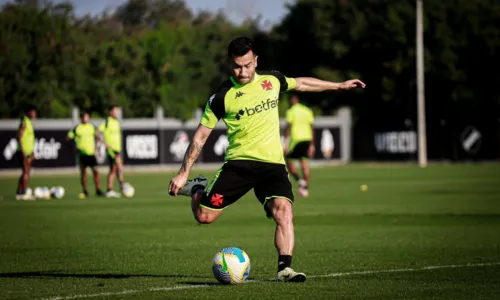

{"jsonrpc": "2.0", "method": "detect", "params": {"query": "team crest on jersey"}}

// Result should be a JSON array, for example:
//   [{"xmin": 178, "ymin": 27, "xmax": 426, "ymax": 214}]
[{"xmin": 261, "ymin": 80, "xmax": 273, "ymax": 91}]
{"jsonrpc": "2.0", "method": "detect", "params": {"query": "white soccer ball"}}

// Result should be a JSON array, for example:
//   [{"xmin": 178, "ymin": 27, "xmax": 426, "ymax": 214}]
[
  {"xmin": 50, "ymin": 186, "xmax": 65, "ymax": 199},
  {"xmin": 25, "ymin": 187, "xmax": 33, "ymax": 197},
  {"xmin": 122, "ymin": 183, "xmax": 135, "ymax": 198},
  {"xmin": 41, "ymin": 187, "xmax": 51, "ymax": 199},
  {"xmin": 212, "ymin": 247, "xmax": 251, "ymax": 285},
  {"xmin": 33, "ymin": 187, "xmax": 44, "ymax": 199}
]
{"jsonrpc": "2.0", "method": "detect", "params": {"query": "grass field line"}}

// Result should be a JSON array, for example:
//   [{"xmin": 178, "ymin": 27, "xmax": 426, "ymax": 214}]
[{"xmin": 41, "ymin": 261, "xmax": 500, "ymax": 300}]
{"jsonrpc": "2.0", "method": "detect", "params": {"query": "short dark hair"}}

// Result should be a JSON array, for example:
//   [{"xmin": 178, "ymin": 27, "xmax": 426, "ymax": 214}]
[
  {"xmin": 227, "ymin": 36, "xmax": 255, "ymax": 58},
  {"xmin": 108, "ymin": 105, "xmax": 118, "ymax": 111},
  {"xmin": 24, "ymin": 104, "xmax": 37, "ymax": 114},
  {"xmin": 80, "ymin": 110, "xmax": 89, "ymax": 118}
]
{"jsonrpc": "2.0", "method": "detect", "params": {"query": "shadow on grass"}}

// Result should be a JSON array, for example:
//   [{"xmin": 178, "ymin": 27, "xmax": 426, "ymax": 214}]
[
  {"xmin": 0, "ymin": 271, "xmax": 210, "ymax": 279},
  {"xmin": 178, "ymin": 278, "xmax": 278, "ymax": 286}
]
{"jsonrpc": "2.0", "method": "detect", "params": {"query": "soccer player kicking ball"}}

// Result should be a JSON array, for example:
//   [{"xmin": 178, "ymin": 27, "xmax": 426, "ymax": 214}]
[
  {"xmin": 99, "ymin": 105, "xmax": 124, "ymax": 198},
  {"xmin": 15, "ymin": 105, "xmax": 37, "ymax": 200},
  {"xmin": 169, "ymin": 37, "xmax": 365, "ymax": 282},
  {"xmin": 284, "ymin": 93, "xmax": 315, "ymax": 197},
  {"xmin": 67, "ymin": 111, "xmax": 104, "ymax": 198}
]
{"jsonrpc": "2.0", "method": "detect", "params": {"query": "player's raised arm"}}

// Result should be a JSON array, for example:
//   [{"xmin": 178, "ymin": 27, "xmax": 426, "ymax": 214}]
[
  {"xmin": 169, "ymin": 124, "xmax": 213, "ymax": 196},
  {"xmin": 295, "ymin": 77, "xmax": 366, "ymax": 92}
]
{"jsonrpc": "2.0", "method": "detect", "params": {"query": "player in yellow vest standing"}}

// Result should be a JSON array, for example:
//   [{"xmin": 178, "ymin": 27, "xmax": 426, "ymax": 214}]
[
  {"xmin": 284, "ymin": 93, "xmax": 315, "ymax": 197},
  {"xmin": 15, "ymin": 105, "xmax": 37, "ymax": 200},
  {"xmin": 99, "ymin": 105, "xmax": 124, "ymax": 198},
  {"xmin": 67, "ymin": 111, "xmax": 104, "ymax": 199}
]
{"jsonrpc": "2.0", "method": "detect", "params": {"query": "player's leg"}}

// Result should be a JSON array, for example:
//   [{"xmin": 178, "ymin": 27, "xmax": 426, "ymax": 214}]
[
  {"xmin": 78, "ymin": 154, "xmax": 89, "ymax": 198},
  {"xmin": 300, "ymin": 158, "xmax": 310, "ymax": 185},
  {"xmin": 175, "ymin": 161, "xmax": 253, "ymax": 224},
  {"xmin": 92, "ymin": 167, "xmax": 103, "ymax": 196},
  {"xmin": 88, "ymin": 156, "xmax": 103, "ymax": 196},
  {"xmin": 16, "ymin": 152, "xmax": 33, "ymax": 199},
  {"xmin": 298, "ymin": 158, "xmax": 310, "ymax": 197},
  {"xmin": 255, "ymin": 163, "xmax": 306, "ymax": 282},
  {"xmin": 191, "ymin": 191, "xmax": 223, "ymax": 224},
  {"xmin": 114, "ymin": 153, "xmax": 125, "ymax": 191},
  {"xmin": 16, "ymin": 151, "xmax": 26, "ymax": 195},
  {"xmin": 105, "ymin": 151, "xmax": 120, "ymax": 198},
  {"xmin": 286, "ymin": 158, "xmax": 302, "ymax": 184}
]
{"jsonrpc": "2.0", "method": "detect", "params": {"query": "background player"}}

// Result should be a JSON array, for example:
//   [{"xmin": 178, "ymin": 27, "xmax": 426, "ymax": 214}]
[
  {"xmin": 169, "ymin": 36, "xmax": 365, "ymax": 282},
  {"xmin": 15, "ymin": 104, "xmax": 37, "ymax": 200},
  {"xmin": 99, "ymin": 105, "xmax": 123, "ymax": 198},
  {"xmin": 284, "ymin": 93, "xmax": 315, "ymax": 197},
  {"xmin": 67, "ymin": 111, "xmax": 104, "ymax": 198}
]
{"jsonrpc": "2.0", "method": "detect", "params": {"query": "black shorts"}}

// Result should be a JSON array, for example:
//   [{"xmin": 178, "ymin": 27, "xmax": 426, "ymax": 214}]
[
  {"xmin": 107, "ymin": 150, "xmax": 121, "ymax": 166},
  {"xmin": 286, "ymin": 141, "xmax": 311, "ymax": 159},
  {"xmin": 16, "ymin": 151, "xmax": 33, "ymax": 166},
  {"xmin": 78, "ymin": 153, "xmax": 97, "ymax": 168},
  {"xmin": 200, "ymin": 160, "xmax": 294, "ymax": 217}
]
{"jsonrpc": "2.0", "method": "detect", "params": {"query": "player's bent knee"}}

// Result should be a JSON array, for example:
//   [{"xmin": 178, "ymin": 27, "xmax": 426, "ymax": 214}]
[{"xmin": 195, "ymin": 208, "xmax": 221, "ymax": 224}]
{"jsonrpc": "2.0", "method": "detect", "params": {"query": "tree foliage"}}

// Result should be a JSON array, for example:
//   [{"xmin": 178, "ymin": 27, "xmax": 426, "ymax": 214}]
[{"xmin": 0, "ymin": 0, "xmax": 498, "ymax": 124}]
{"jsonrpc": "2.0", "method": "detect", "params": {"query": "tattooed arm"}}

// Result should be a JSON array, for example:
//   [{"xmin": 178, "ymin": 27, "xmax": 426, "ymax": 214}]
[
  {"xmin": 178, "ymin": 125, "xmax": 211, "ymax": 175},
  {"xmin": 169, "ymin": 124, "xmax": 213, "ymax": 196}
]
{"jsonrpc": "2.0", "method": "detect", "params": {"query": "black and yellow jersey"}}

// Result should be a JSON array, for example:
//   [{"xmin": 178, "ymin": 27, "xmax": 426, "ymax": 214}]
[
  {"xmin": 99, "ymin": 117, "xmax": 121, "ymax": 152},
  {"xmin": 200, "ymin": 70, "xmax": 296, "ymax": 164},
  {"xmin": 68, "ymin": 123, "xmax": 98, "ymax": 156}
]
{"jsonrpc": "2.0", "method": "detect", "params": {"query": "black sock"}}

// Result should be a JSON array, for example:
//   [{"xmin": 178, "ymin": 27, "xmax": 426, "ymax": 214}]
[
  {"xmin": 84, "ymin": 190, "xmax": 88, "ymax": 196},
  {"xmin": 278, "ymin": 255, "xmax": 292, "ymax": 272},
  {"xmin": 291, "ymin": 173, "xmax": 300, "ymax": 182}
]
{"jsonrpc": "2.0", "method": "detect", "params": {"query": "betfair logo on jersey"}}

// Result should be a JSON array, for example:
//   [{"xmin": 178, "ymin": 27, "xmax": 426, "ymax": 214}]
[{"xmin": 235, "ymin": 98, "xmax": 278, "ymax": 120}]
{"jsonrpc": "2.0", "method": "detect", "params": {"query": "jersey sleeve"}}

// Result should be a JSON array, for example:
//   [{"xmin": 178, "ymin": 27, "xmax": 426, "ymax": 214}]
[
  {"xmin": 67, "ymin": 126, "xmax": 77, "ymax": 139},
  {"xmin": 98, "ymin": 122, "xmax": 105, "ymax": 133},
  {"xmin": 200, "ymin": 92, "xmax": 225, "ymax": 129},
  {"xmin": 268, "ymin": 70, "xmax": 296, "ymax": 93}
]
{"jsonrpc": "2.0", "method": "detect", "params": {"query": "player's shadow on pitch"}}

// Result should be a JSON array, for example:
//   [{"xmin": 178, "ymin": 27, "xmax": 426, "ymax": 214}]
[{"xmin": 0, "ymin": 271, "xmax": 210, "ymax": 279}]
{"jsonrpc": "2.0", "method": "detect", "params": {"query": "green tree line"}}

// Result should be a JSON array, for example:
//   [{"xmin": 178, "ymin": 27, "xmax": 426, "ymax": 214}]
[{"xmin": 1, "ymin": 0, "xmax": 499, "ymax": 123}]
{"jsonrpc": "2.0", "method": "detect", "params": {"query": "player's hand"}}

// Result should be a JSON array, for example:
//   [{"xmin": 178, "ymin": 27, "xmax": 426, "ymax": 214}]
[
  {"xmin": 169, "ymin": 173, "xmax": 188, "ymax": 196},
  {"xmin": 340, "ymin": 79, "xmax": 366, "ymax": 90},
  {"xmin": 308, "ymin": 145, "xmax": 316, "ymax": 158}
]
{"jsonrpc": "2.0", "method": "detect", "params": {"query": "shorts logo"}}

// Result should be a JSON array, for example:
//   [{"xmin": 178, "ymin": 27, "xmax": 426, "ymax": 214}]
[
  {"xmin": 235, "ymin": 98, "xmax": 278, "ymax": 120},
  {"xmin": 210, "ymin": 193, "xmax": 224, "ymax": 207},
  {"xmin": 261, "ymin": 80, "xmax": 273, "ymax": 91}
]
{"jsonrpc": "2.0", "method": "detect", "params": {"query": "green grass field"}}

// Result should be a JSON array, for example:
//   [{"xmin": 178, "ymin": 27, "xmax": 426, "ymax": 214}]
[{"xmin": 1, "ymin": 163, "xmax": 500, "ymax": 300}]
